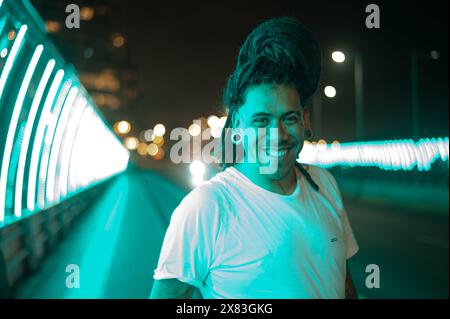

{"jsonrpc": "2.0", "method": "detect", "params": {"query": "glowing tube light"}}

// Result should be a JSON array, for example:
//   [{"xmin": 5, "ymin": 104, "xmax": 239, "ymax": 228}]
[
  {"xmin": 0, "ymin": 44, "xmax": 43, "ymax": 220},
  {"xmin": 27, "ymin": 69, "xmax": 64, "ymax": 211},
  {"xmin": 15, "ymin": 59, "xmax": 55, "ymax": 217},
  {"xmin": 46, "ymin": 87, "xmax": 78, "ymax": 203},
  {"xmin": 298, "ymin": 137, "xmax": 449, "ymax": 171},
  {"xmin": 57, "ymin": 96, "xmax": 87, "ymax": 199},
  {"xmin": 37, "ymin": 79, "xmax": 72, "ymax": 209},
  {"xmin": 0, "ymin": 25, "xmax": 27, "ymax": 106},
  {"xmin": 69, "ymin": 111, "xmax": 129, "ymax": 190},
  {"xmin": 68, "ymin": 106, "xmax": 93, "ymax": 193}
]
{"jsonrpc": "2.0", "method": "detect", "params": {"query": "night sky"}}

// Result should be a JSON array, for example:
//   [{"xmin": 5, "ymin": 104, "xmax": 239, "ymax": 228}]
[{"xmin": 33, "ymin": 0, "xmax": 449, "ymax": 141}]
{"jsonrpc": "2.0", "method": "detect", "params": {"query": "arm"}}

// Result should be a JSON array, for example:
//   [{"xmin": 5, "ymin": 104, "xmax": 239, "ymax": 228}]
[
  {"xmin": 345, "ymin": 264, "xmax": 357, "ymax": 299},
  {"xmin": 150, "ymin": 279, "xmax": 196, "ymax": 299}
]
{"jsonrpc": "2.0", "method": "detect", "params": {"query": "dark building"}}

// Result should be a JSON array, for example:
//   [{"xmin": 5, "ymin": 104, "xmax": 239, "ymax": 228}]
[{"xmin": 29, "ymin": 0, "xmax": 140, "ymax": 128}]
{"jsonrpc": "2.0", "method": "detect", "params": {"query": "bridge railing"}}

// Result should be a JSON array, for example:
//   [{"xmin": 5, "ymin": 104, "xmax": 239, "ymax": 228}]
[{"xmin": 0, "ymin": 0, "xmax": 129, "ymax": 296}]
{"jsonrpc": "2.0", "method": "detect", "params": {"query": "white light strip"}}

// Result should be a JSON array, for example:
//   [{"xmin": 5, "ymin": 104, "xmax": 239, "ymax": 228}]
[
  {"xmin": 37, "ymin": 80, "xmax": 71, "ymax": 209},
  {"xmin": 27, "ymin": 69, "xmax": 64, "ymax": 211},
  {"xmin": 46, "ymin": 87, "xmax": 78, "ymax": 203},
  {"xmin": 298, "ymin": 137, "xmax": 449, "ymax": 171},
  {"xmin": 68, "ymin": 106, "xmax": 93, "ymax": 193},
  {"xmin": 57, "ymin": 96, "xmax": 86, "ymax": 199},
  {"xmin": 0, "ymin": 44, "xmax": 43, "ymax": 221},
  {"xmin": 15, "ymin": 59, "xmax": 55, "ymax": 217},
  {"xmin": 0, "ymin": 25, "xmax": 27, "ymax": 105}
]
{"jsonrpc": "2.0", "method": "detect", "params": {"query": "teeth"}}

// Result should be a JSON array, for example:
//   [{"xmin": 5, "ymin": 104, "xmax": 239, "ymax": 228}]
[{"xmin": 267, "ymin": 149, "xmax": 288, "ymax": 157}]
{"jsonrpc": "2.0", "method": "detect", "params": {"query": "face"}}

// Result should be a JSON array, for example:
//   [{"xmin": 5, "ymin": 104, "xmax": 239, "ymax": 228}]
[{"xmin": 233, "ymin": 84, "xmax": 311, "ymax": 180}]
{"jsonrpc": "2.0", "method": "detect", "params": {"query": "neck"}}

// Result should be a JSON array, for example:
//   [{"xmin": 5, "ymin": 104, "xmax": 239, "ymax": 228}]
[{"xmin": 234, "ymin": 162, "xmax": 297, "ymax": 195}]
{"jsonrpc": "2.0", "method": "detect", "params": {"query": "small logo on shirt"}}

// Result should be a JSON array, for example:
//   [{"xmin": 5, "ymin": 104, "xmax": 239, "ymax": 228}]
[{"xmin": 330, "ymin": 237, "xmax": 339, "ymax": 243}]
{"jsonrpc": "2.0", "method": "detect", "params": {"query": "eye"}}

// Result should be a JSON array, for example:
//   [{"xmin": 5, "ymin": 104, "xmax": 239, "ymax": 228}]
[
  {"xmin": 252, "ymin": 117, "xmax": 269, "ymax": 127},
  {"xmin": 283, "ymin": 115, "xmax": 301, "ymax": 125}
]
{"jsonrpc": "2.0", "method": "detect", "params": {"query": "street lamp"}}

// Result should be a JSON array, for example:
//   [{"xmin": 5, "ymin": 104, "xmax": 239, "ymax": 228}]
[
  {"xmin": 410, "ymin": 49, "xmax": 440, "ymax": 139},
  {"xmin": 332, "ymin": 51, "xmax": 346, "ymax": 63},
  {"xmin": 331, "ymin": 50, "xmax": 365, "ymax": 141},
  {"xmin": 324, "ymin": 85, "xmax": 337, "ymax": 98}
]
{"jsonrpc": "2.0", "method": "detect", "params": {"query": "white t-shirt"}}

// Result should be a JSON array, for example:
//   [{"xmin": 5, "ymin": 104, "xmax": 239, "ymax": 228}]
[{"xmin": 153, "ymin": 164, "xmax": 359, "ymax": 299}]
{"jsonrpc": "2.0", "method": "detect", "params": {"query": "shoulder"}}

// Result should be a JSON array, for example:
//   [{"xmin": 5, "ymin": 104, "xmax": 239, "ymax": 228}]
[
  {"xmin": 183, "ymin": 169, "xmax": 231, "ymax": 206},
  {"xmin": 303, "ymin": 164, "xmax": 338, "ymax": 189},
  {"xmin": 171, "ymin": 170, "xmax": 230, "ymax": 222},
  {"xmin": 301, "ymin": 164, "xmax": 344, "ymax": 206}
]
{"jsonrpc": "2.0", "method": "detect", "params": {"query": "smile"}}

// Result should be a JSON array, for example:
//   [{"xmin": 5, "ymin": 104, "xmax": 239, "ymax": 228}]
[{"xmin": 262, "ymin": 147, "xmax": 292, "ymax": 157}]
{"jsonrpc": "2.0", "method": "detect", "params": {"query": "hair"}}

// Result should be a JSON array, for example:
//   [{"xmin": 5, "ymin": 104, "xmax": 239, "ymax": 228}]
[{"xmin": 218, "ymin": 16, "xmax": 322, "ymax": 169}]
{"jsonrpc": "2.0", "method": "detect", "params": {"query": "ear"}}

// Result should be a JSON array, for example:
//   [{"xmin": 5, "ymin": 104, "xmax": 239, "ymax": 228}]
[{"xmin": 302, "ymin": 107, "xmax": 312, "ymax": 130}]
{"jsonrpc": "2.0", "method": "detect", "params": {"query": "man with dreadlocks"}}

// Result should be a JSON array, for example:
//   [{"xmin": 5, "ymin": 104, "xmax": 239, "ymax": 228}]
[{"xmin": 151, "ymin": 17, "xmax": 359, "ymax": 299}]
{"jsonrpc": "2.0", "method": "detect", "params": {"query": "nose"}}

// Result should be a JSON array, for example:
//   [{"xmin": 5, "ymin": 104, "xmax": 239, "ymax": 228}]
[
  {"xmin": 262, "ymin": 120, "xmax": 290, "ymax": 147},
  {"xmin": 276, "ymin": 119, "xmax": 290, "ymax": 142}
]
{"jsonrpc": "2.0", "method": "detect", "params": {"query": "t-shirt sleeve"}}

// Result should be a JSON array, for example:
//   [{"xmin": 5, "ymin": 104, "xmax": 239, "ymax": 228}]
[
  {"xmin": 153, "ymin": 183, "xmax": 223, "ymax": 288},
  {"xmin": 314, "ymin": 166, "xmax": 359, "ymax": 259}
]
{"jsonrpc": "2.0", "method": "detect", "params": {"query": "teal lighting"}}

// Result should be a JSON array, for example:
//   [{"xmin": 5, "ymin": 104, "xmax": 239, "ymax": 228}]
[
  {"xmin": 0, "ymin": 3, "xmax": 129, "ymax": 226},
  {"xmin": 0, "ymin": 44, "xmax": 43, "ymax": 220},
  {"xmin": 45, "ymin": 86, "xmax": 78, "ymax": 204},
  {"xmin": 56, "ymin": 95, "xmax": 87, "ymax": 200},
  {"xmin": 298, "ymin": 137, "xmax": 449, "ymax": 171},
  {"xmin": 0, "ymin": 24, "xmax": 27, "ymax": 106},
  {"xmin": 27, "ymin": 69, "xmax": 64, "ymax": 211},
  {"xmin": 15, "ymin": 59, "xmax": 55, "ymax": 217},
  {"xmin": 37, "ymin": 79, "xmax": 72, "ymax": 209}
]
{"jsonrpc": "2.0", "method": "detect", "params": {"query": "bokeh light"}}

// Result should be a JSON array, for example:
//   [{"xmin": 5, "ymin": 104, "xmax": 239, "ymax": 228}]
[
  {"xmin": 137, "ymin": 142, "xmax": 148, "ymax": 156},
  {"xmin": 147, "ymin": 143, "xmax": 158, "ymax": 156},
  {"xmin": 115, "ymin": 120, "xmax": 131, "ymax": 135},
  {"xmin": 143, "ymin": 129, "xmax": 154, "ymax": 142},
  {"xmin": 332, "ymin": 51, "xmax": 346, "ymax": 63},
  {"xmin": 188, "ymin": 123, "xmax": 201, "ymax": 136},
  {"xmin": 153, "ymin": 123, "xmax": 166, "ymax": 137},
  {"xmin": 80, "ymin": 7, "xmax": 95, "ymax": 21},
  {"xmin": 153, "ymin": 135, "xmax": 164, "ymax": 146},
  {"xmin": 324, "ymin": 86, "xmax": 336, "ymax": 98},
  {"xmin": 153, "ymin": 147, "xmax": 165, "ymax": 160},
  {"xmin": 207, "ymin": 115, "xmax": 220, "ymax": 129},
  {"xmin": 189, "ymin": 160, "xmax": 205, "ymax": 176},
  {"xmin": 124, "ymin": 136, "xmax": 139, "ymax": 150}
]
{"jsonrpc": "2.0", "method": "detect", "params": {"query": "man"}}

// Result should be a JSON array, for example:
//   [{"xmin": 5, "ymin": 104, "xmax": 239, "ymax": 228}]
[{"xmin": 151, "ymin": 17, "xmax": 358, "ymax": 299}]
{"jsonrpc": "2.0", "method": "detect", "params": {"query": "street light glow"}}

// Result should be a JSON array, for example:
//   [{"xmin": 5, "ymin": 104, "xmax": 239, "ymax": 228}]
[
  {"xmin": 189, "ymin": 160, "xmax": 205, "ymax": 176},
  {"xmin": 143, "ymin": 129, "xmax": 154, "ymax": 142},
  {"xmin": 324, "ymin": 85, "xmax": 336, "ymax": 98},
  {"xmin": 207, "ymin": 115, "xmax": 220, "ymax": 129},
  {"xmin": 116, "ymin": 120, "xmax": 131, "ymax": 134},
  {"xmin": 189, "ymin": 123, "xmax": 201, "ymax": 136},
  {"xmin": 430, "ymin": 50, "xmax": 440, "ymax": 60},
  {"xmin": 124, "ymin": 137, "xmax": 139, "ymax": 150},
  {"xmin": 137, "ymin": 142, "xmax": 148, "ymax": 155},
  {"xmin": 332, "ymin": 51, "xmax": 346, "ymax": 63},
  {"xmin": 153, "ymin": 123, "xmax": 166, "ymax": 136},
  {"xmin": 147, "ymin": 143, "xmax": 158, "ymax": 156}
]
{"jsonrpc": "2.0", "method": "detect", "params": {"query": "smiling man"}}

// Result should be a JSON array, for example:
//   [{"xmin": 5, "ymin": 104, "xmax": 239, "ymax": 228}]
[{"xmin": 151, "ymin": 17, "xmax": 359, "ymax": 299}]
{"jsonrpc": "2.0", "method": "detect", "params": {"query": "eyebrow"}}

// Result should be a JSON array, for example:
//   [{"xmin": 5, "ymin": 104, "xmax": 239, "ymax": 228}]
[{"xmin": 250, "ymin": 111, "xmax": 302, "ymax": 118}]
